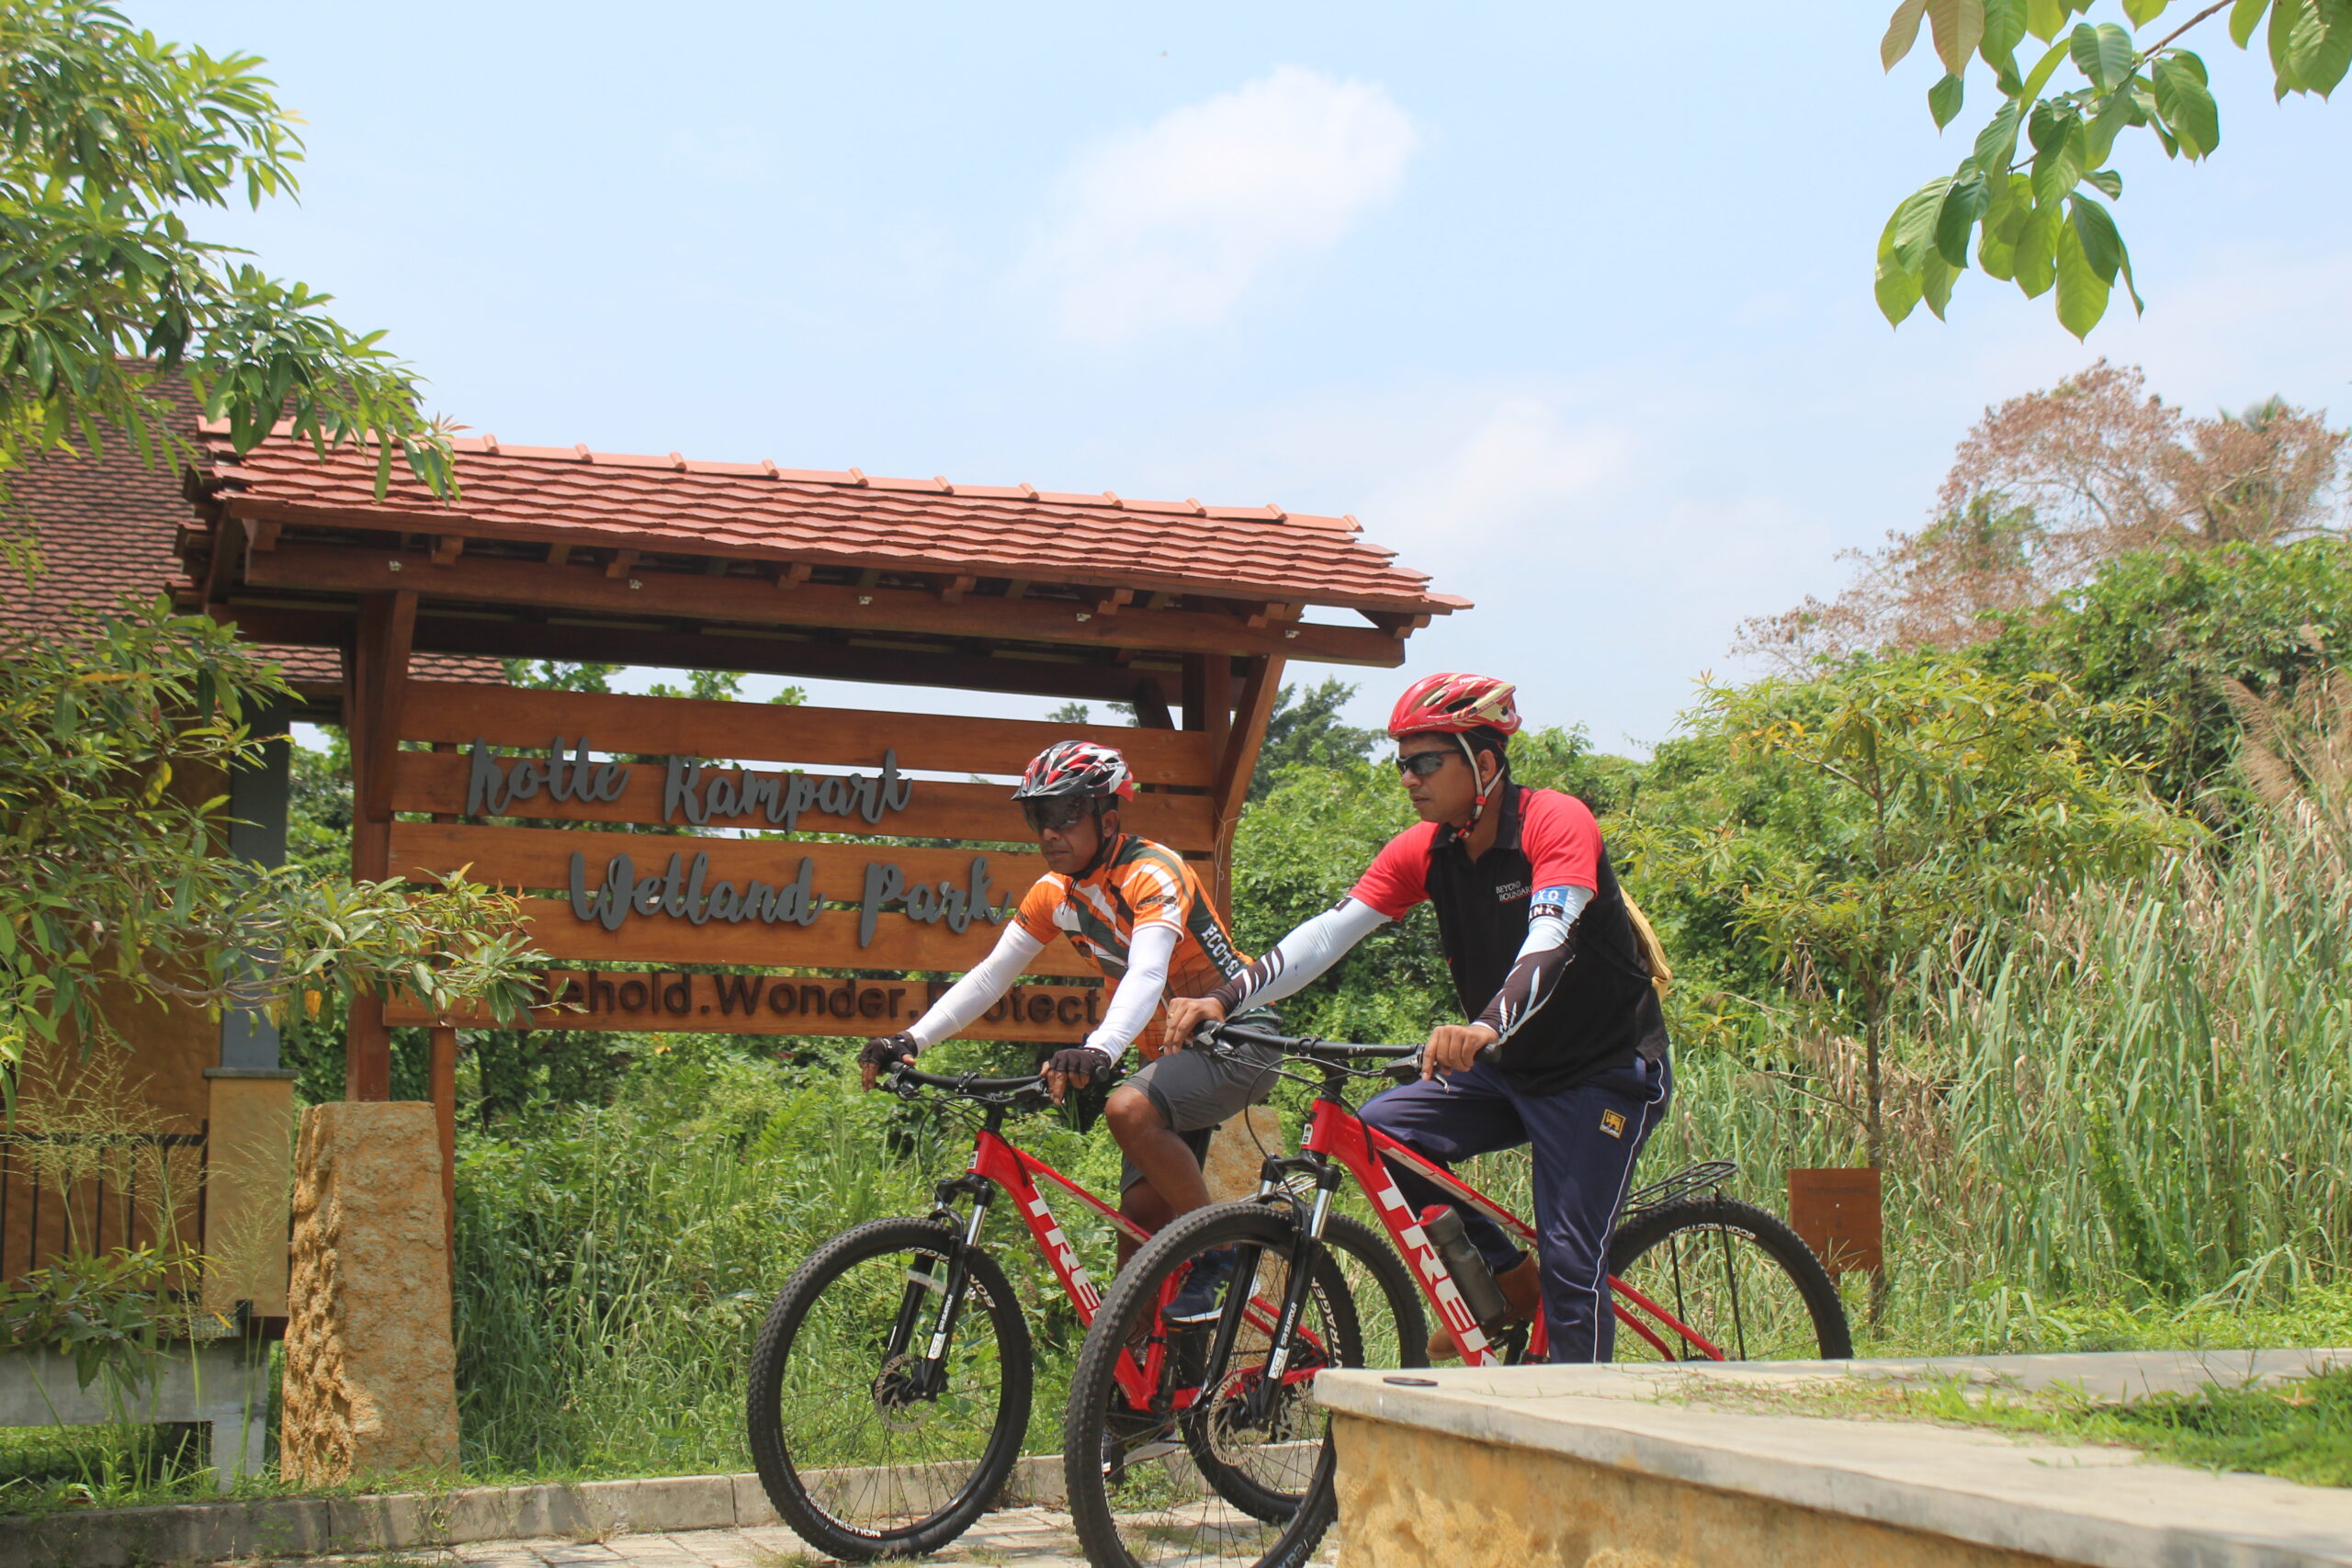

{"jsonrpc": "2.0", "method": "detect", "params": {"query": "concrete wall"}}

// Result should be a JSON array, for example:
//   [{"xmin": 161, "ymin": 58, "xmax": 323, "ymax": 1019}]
[{"xmin": 1331, "ymin": 1414, "xmax": 2077, "ymax": 1568}]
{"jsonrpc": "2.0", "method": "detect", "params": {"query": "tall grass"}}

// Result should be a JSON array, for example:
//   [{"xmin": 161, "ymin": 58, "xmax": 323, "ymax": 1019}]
[
  {"xmin": 441, "ymin": 793, "xmax": 2352, "ymax": 1481},
  {"xmin": 450, "ymin": 1039, "xmax": 1125, "ymax": 1480}
]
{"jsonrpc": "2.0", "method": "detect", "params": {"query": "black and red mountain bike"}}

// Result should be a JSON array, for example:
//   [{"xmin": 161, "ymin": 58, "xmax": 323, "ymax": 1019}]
[
  {"xmin": 1057, "ymin": 1024, "xmax": 1854, "ymax": 1568},
  {"xmin": 742, "ymin": 1061, "xmax": 1418, "ymax": 1563}
]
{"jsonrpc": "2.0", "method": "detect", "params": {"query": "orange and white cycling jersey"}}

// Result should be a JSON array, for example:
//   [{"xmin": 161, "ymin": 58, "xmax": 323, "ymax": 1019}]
[{"xmin": 1012, "ymin": 834, "xmax": 1251, "ymax": 1059}]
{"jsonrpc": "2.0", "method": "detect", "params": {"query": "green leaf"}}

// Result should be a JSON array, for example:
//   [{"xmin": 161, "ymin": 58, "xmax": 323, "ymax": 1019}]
[
  {"xmin": 1885, "ymin": 0, "xmax": 1931, "ymax": 66},
  {"xmin": 2080, "ymin": 71, "xmax": 2142, "ymax": 163},
  {"xmin": 1931, "ymin": 0, "xmax": 1990, "ymax": 73},
  {"xmin": 2069, "ymin": 205, "xmax": 2126, "ymax": 338},
  {"xmin": 2015, "ymin": 200, "xmax": 2060, "ymax": 296},
  {"xmin": 1921, "ymin": 249, "xmax": 1959, "ymax": 319},
  {"xmin": 2069, "ymin": 192, "xmax": 2124, "ymax": 284},
  {"xmin": 2070, "ymin": 20, "xmax": 2138, "ymax": 88},
  {"xmin": 2081, "ymin": 166, "xmax": 2124, "ymax": 197},
  {"xmin": 2283, "ymin": 0, "xmax": 2352, "ymax": 92},
  {"xmin": 2027, "ymin": 0, "xmax": 2069, "ymax": 39},
  {"xmin": 1971, "ymin": 96, "xmax": 2027, "ymax": 172},
  {"xmin": 1876, "ymin": 211, "xmax": 1927, "ymax": 324},
  {"xmin": 2270, "ymin": 0, "xmax": 2312, "ymax": 87},
  {"xmin": 2231, "ymin": 0, "xmax": 2273, "ymax": 47},
  {"xmin": 2154, "ymin": 52, "xmax": 2222, "ymax": 153},
  {"xmin": 1891, "ymin": 177, "xmax": 1955, "ymax": 271},
  {"xmin": 1983, "ymin": 0, "xmax": 2030, "ymax": 61},
  {"xmin": 1936, "ymin": 169, "xmax": 1992, "ymax": 265},
  {"xmin": 2121, "ymin": 0, "xmax": 2171, "ymax": 23},
  {"xmin": 1930, "ymin": 72, "xmax": 1968, "ymax": 126}
]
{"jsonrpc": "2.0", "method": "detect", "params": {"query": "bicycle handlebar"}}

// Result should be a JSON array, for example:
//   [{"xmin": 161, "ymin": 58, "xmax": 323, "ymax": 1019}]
[
  {"xmin": 885, "ymin": 1064, "xmax": 1049, "ymax": 1097},
  {"xmin": 1200, "ymin": 1021, "xmax": 1500, "ymax": 1066}
]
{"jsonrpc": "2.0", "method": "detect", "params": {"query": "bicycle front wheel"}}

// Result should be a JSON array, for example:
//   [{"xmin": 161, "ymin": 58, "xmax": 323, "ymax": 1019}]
[
  {"xmin": 1607, "ymin": 1194, "xmax": 1853, "ymax": 1363},
  {"xmin": 745, "ymin": 1216, "xmax": 1032, "ymax": 1561},
  {"xmin": 1063, "ymin": 1202, "xmax": 1421, "ymax": 1568}
]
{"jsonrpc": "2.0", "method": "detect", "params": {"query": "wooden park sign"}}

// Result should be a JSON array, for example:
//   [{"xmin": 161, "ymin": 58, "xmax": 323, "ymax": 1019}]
[{"xmin": 377, "ymin": 679, "xmax": 1223, "ymax": 1039}]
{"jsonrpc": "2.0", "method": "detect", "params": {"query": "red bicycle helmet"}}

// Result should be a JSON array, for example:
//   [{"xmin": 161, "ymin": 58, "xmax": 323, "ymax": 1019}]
[
  {"xmin": 1012, "ymin": 739, "xmax": 1137, "ymax": 801},
  {"xmin": 1387, "ymin": 673, "xmax": 1521, "ymax": 739}
]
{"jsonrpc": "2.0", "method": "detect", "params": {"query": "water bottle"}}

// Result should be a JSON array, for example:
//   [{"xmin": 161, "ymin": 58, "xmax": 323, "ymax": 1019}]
[{"xmin": 1419, "ymin": 1205, "xmax": 1514, "ymax": 1330}]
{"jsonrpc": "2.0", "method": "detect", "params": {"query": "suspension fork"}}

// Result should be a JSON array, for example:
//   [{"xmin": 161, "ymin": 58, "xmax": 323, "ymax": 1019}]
[
  {"xmin": 911, "ymin": 1174, "xmax": 997, "ymax": 1396},
  {"xmin": 1238, "ymin": 1158, "xmax": 1340, "ymax": 1426}
]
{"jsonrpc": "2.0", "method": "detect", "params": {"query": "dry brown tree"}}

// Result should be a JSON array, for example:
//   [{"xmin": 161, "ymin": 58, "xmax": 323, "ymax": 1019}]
[{"xmin": 1745, "ymin": 364, "xmax": 2347, "ymax": 669}]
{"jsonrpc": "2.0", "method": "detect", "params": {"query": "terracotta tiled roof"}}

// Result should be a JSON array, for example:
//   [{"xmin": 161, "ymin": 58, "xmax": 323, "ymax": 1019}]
[
  {"xmin": 198, "ymin": 429, "xmax": 1467, "ymax": 620},
  {"xmin": 3, "ymin": 391, "xmax": 500, "ymax": 693}
]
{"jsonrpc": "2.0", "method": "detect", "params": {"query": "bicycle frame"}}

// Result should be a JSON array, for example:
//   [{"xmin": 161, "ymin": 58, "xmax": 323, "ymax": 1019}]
[
  {"xmin": 917, "ymin": 1110, "xmax": 1283, "ymax": 1416},
  {"xmin": 1297, "ymin": 1093, "xmax": 1726, "ymax": 1367}
]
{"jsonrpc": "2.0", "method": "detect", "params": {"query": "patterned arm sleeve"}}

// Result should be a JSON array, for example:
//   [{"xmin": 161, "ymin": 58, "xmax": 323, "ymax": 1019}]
[
  {"xmin": 905, "ymin": 922, "xmax": 1047, "ymax": 1049},
  {"xmin": 1209, "ymin": 897, "xmax": 1391, "ymax": 1014},
  {"xmin": 1083, "ymin": 919, "xmax": 1179, "ymax": 1065},
  {"xmin": 1472, "ymin": 886, "xmax": 1594, "ymax": 1043}
]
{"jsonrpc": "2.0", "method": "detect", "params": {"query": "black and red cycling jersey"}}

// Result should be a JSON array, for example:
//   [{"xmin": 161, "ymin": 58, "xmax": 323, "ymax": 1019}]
[{"xmin": 1220, "ymin": 783, "xmax": 1667, "ymax": 1096}]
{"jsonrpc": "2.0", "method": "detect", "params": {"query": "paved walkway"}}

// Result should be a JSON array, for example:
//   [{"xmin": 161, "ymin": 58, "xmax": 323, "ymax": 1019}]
[{"xmin": 270, "ymin": 1510, "xmax": 1091, "ymax": 1567}]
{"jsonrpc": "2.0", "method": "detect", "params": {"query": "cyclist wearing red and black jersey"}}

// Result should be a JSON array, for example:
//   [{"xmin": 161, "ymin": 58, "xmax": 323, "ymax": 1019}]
[
  {"xmin": 1166, "ymin": 674, "xmax": 1671, "ymax": 1363},
  {"xmin": 861, "ymin": 740, "xmax": 1279, "ymax": 1317}
]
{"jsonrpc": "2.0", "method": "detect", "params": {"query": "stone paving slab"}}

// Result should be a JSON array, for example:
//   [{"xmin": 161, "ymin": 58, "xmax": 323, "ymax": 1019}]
[
  {"xmin": 1316, "ymin": 1350, "xmax": 2352, "ymax": 1568},
  {"xmin": 250, "ymin": 1514, "xmax": 1094, "ymax": 1567}
]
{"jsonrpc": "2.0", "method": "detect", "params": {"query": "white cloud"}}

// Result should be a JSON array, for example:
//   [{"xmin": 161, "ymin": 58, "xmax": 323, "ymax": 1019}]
[{"xmin": 1030, "ymin": 66, "xmax": 1418, "ymax": 345}]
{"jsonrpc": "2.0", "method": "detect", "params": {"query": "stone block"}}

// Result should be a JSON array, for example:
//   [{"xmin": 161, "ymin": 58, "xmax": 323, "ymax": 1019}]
[
  {"xmin": 1204, "ymin": 1103, "xmax": 1284, "ymax": 1202},
  {"xmin": 281, "ymin": 1100, "xmax": 460, "ymax": 1486}
]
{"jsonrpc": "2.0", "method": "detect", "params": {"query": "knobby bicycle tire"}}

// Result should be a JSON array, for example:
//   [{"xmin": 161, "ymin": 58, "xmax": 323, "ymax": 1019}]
[
  {"xmin": 746, "ymin": 1216, "xmax": 1033, "ymax": 1561},
  {"xmin": 1062, "ymin": 1201, "xmax": 1425, "ymax": 1568},
  {"xmin": 1608, "ymin": 1194, "xmax": 1854, "ymax": 1361}
]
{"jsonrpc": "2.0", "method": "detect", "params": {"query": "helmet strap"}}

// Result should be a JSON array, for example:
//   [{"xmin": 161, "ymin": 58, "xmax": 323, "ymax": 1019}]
[
  {"xmin": 1078, "ymin": 797, "xmax": 1120, "ymax": 877},
  {"xmin": 1457, "ymin": 736, "xmax": 1498, "ymax": 833}
]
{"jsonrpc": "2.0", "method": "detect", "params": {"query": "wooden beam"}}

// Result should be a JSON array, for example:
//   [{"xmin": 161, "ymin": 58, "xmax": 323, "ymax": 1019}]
[
  {"xmin": 247, "ymin": 519, "xmax": 281, "ymax": 551},
  {"xmin": 775, "ymin": 562, "xmax": 812, "ymax": 590},
  {"xmin": 605, "ymin": 548, "xmax": 639, "ymax": 581},
  {"xmin": 1209, "ymin": 656, "xmax": 1284, "ymax": 916},
  {"xmin": 345, "ymin": 589, "xmax": 417, "ymax": 1103},
  {"xmin": 1130, "ymin": 678, "xmax": 1175, "ymax": 730},
  {"xmin": 397, "ymin": 681, "xmax": 1216, "ymax": 782},
  {"xmin": 938, "ymin": 575, "xmax": 978, "ymax": 604},
  {"xmin": 237, "ymin": 540, "xmax": 1409, "ymax": 666},
  {"xmin": 213, "ymin": 603, "xmax": 1230, "ymax": 708},
  {"xmin": 431, "ymin": 535, "xmax": 465, "ymax": 567}
]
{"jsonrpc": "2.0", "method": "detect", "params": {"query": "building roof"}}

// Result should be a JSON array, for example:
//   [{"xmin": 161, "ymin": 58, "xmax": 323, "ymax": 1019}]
[
  {"xmin": 2, "ymin": 392, "xmax": 498, "ymax": 695},
  {"xmin": 198, "ymin": 429, "xmax": 1468, "ymax": 621}
]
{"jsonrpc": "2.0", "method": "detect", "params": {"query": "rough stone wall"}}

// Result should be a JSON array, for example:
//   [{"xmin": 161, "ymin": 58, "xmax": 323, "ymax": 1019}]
[
  {"xmin": 281, "ymin": 1101, "xmax": 459, "ymax": 1486},
  {"xmin": 1331, "ymin": 1414, "xmax": 2077, "ymax": 1568}
]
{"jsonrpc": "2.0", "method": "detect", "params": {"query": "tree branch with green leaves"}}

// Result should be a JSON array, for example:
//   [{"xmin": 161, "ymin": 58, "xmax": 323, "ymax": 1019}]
[
  {"xmin": 0, "ymin": 0, "xmax": 455, "ymax": 499},
  {"xmin": 1877, "ymin": 0, "xmax": 2348, "ymax": 338}
]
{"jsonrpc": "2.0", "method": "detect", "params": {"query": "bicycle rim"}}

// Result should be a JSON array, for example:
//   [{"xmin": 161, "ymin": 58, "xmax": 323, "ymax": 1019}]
[
  {"xmin": 1065, "ymin": 1203, "xmax": 1363, "ymax": 1568},
  {"xmin": 1607, "ymin": 1195, "xmax": 1854, "ymax": 1363},
  {"xmin": 746, "ymin": 1217, "xmax": 1031, "ymax": 1560}
]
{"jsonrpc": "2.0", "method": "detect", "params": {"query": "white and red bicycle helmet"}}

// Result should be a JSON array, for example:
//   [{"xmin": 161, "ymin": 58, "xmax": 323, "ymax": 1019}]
[
  {"xmin": 1012, "ymin": 739, "xmax": 1137, "ymax": 802},
  {"xmin": 1387, "ymin": 673, "xmax": 1521, "ymax": 828},
  {"xmin": 1386, "ymin": 672, "xmax": 1522, "ymax": 739}
]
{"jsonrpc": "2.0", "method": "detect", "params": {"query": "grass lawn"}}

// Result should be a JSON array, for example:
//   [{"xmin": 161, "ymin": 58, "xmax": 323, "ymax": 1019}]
[{"xmin": 1676, "ymin": 1366, "xmax": 2352, "ymax": 1488}]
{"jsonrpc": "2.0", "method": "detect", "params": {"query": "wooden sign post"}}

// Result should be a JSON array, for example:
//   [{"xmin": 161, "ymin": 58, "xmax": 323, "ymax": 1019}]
[{"xmin": 1785, "ymin": 1167, "xmax": 1883, "ymax": 1280}]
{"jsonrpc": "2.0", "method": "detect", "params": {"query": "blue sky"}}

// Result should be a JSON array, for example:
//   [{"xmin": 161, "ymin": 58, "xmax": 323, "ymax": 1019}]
[{"xmin": 161, "ymin": 1, "xmax": 2352, "ymax": 753}]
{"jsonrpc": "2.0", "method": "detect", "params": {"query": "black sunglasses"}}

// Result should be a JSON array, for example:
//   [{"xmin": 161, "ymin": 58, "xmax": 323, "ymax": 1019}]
[
  {"xmin": 1394, "ymin": 750, "xmax": 1456, "ymax": 779},
  {"xmin": 1022, "ymin": 796, "xmax": 1100, "ymax": 833}
]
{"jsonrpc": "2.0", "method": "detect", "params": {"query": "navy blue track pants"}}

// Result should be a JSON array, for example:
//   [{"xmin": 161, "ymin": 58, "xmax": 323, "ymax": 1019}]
[{"xmin": 1359, "ymin": 1053, "xmax": 1671, "ymax": 1362}]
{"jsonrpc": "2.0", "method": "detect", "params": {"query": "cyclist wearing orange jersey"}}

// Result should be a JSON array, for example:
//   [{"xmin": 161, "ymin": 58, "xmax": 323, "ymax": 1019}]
[{"xmin": 860, "ymin": 739, "xmax": 1279, "ymax": 1313}]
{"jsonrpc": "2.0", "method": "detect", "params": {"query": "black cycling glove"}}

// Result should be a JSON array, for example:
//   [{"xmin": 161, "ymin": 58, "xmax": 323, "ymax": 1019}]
[
  {"xmin": 1045, "ymin": 1045, "xmax": 1113, "ymax": 1086},
  {"xmin": 860, "ymin": 1033, "xmax": 920, "ymax": 1075}
]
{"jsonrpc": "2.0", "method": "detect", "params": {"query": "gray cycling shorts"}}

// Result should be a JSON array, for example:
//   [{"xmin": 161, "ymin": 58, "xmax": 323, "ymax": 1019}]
[{"xmin": 1116, "ymin": 1037, "xmax": 1284, "ymax": 1193}]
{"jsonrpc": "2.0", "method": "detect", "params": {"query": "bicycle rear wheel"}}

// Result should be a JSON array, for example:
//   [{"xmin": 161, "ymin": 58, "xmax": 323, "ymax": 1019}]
[
  {"xmin": 746, "ymin": 1216, "xmax": 1032, "ymax": 1561},
  {"xmin": 1607, "ymin": 1194, "xmax": 1853, "ymax": 1362},
  {"xmin": 1062, "ymin": 1202, "xmax": 1422, "ymax": 1568}
]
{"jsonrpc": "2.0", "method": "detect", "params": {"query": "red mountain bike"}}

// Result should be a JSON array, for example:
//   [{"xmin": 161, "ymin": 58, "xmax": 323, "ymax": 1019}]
[
  {"xmin": 1059, "ymin": 1025, "xmax": 1854, "ymax": 1568},
  {"xmin": 743, "ymin": 1061, "xmax": 1419, "ymax": 1563}
]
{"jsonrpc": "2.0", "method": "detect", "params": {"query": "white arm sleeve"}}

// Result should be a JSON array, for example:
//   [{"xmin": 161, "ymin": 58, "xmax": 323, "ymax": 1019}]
[
  {"xmin": 1223, "ymin": 897, "xmax": 1391, "ymax": 1010},
  {"xmin": 904, "ymin": 922, "xmax": 1046, "ymax": 1049},
  {"xmin": 1085, "ymin": 919, "xmax": 1179, "ymax": 1065}
]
